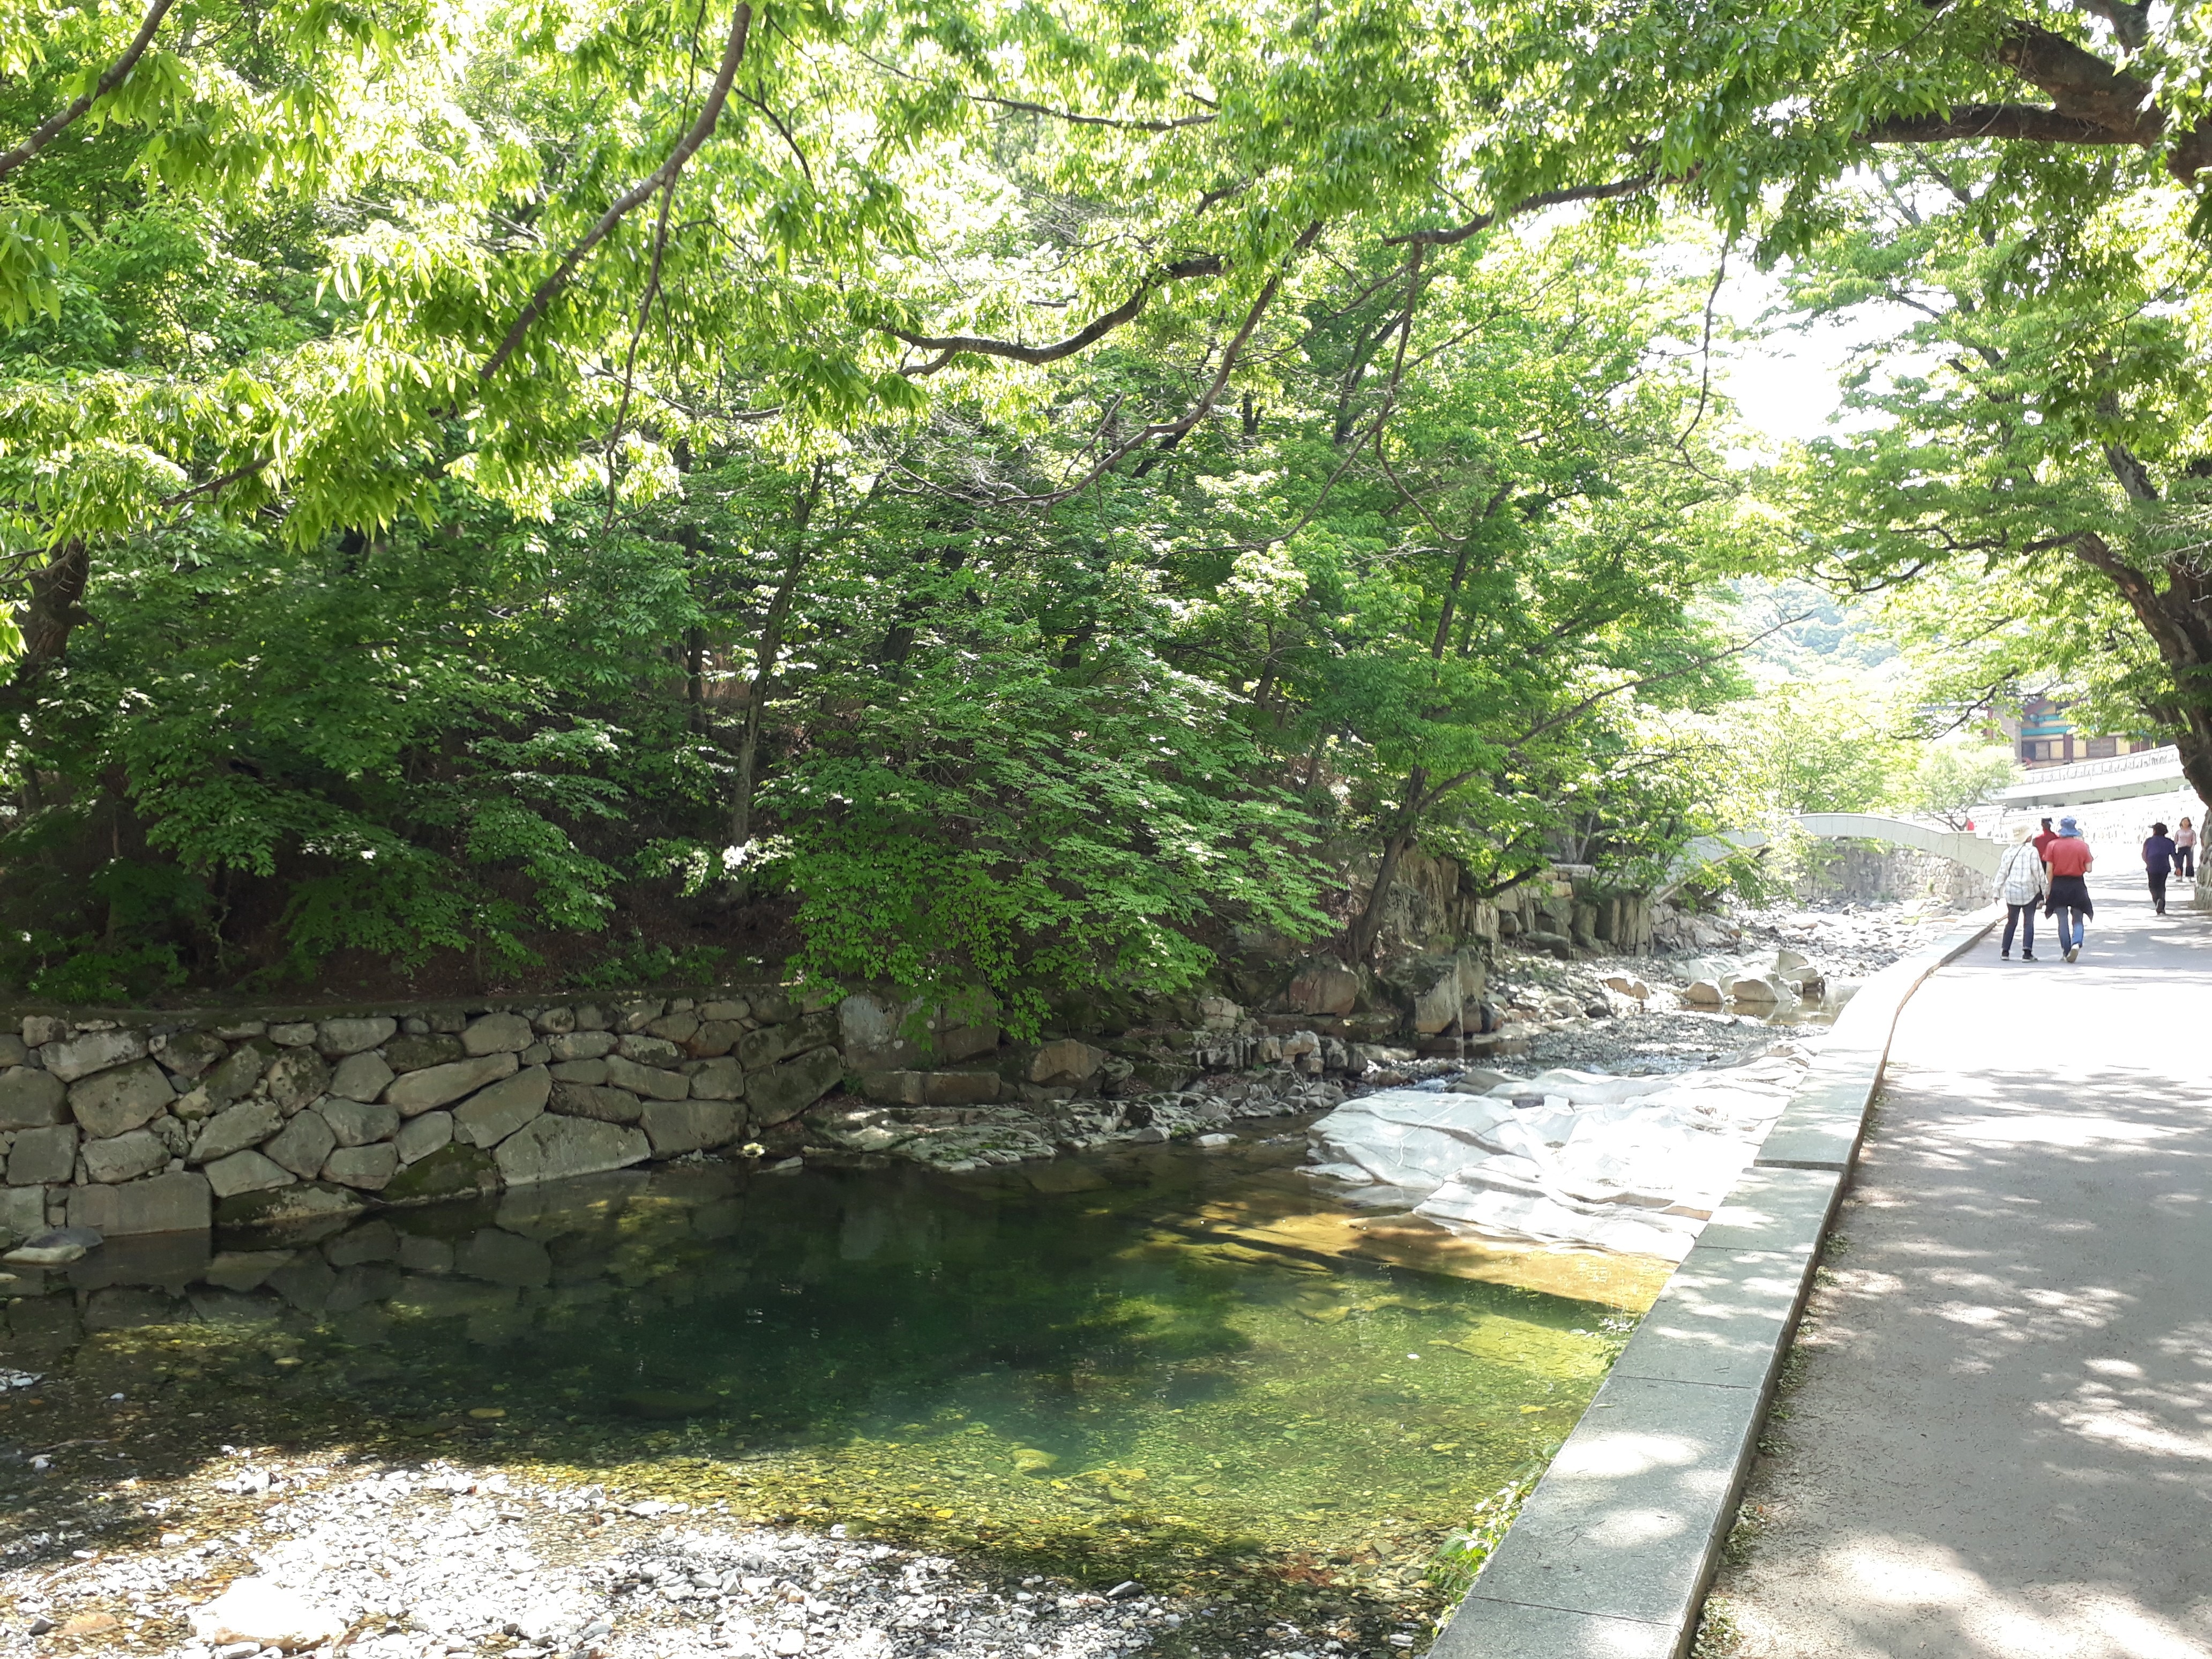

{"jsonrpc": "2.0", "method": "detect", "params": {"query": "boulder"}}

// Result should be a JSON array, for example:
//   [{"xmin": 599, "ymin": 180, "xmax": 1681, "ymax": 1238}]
[
  {"xmin": 645, "ymin": 1011, "xmax": 700, "ymax": 1045},
  {"xmin": 861, "ymin": 1070, "xmax": 999, "ymax": 1107},
  {"xmin": 263, "ymin": 1109, "xmax": 339, "ymax": 1180},
  {"xmin": 550, "ymin": 1058, "xmax": 606, "ymax": 1085},
  {"xmin": 0, "ymin": 1034, "xmax": 25, "ymax": 1066},
  {"xmin": 83, "ymin": 1129, "xmax": 169, "ymax": 1184},
  {"xmin": 741, "ymin": 1008, "xmax": 841, "ymax": 1071},
  {"xmin": 326, "ymin": 1051, "xmax": 396, "ymax": 1103},
  {"xmin": 1725, "ymin": 974, "xmax": 1792, "ymax": 1008},
  {"xmin": 617, "ymin": 998, "xmax": 664, "ymax": 1032},
  {"xmin": 384, "ymin": 1033, "xmax": 465, "ymax": 1072},
  {"xmin": 383, "ymin": 1052, "xmax": 518, "ymax": 1114},
  {"xmin": 201, "ymin": 1040, "xmax": 274, "ymax": 1105},
  {"xmin": 0, "ymin": 1067, "xmax": 69, "ymax": 1129},
  {"xmin": 42, "ymin": 1028, "xmax": 150, "ymax": 1082},
  {"xmin": 1600, "ymin": 973, "xmax": 1651, "ymax": 1001},
  {"xmin": 615, "ymin": 1033, "xmax": 684, "ymax": 1066},
  {"xmin": 269, "ymin": 1021, "xmax": 318, "ymax": 1045},
  {"xmin": 494, "ymin": 1115, "xmax": 650, "ymax": 1187},
  {"xmin": 158, "ymin": 1031, "xmax": 229, "ymax": 1080},
  {"xmin": 461, "ymin": 1012, "xmax": 534, "ymax": 1056},
  {"xmin": 394, "ymin": 1110, "xmax": 453, "ymax": 1165},
  {"xmin": 548, "ymin": 1082, "xmax": 644, "ymax": 1123},
  {"xmin": 453, "ymin": 1066, "xmax": 551, "ymax": 1147},
  {"xmin": 264, "ymin": 1048, "xmax": 332, "ymax": 1111},
  {"xmin": 189, "ymin": 1579, "xmax": 343, "ymax": 1652},
  {"xmin": 323, "ymin": 1142, "xmax": 399, "ymax": 1190},
  {"xmin": 204, "ymin": 1149, "xmax": 297, "ymax": 1199},
  {"xmin": 215, "ymin": 1182, "xmax": 363, "ymax": 1228},
  {"xmin": 0, "ymin": 1184, "xmax": 46, "ymax": 1239},
  {"xmin": 382, "ymin": 1141, "xmax": 499, "ymax": 1204},
  {"xmin": 64, "ymin": 1170, "xmax": 210, "ymax": 1236},
  {"xmin": 1284, "ymin": 961, "xmax": 1361, "ymax": 1018},
  {"xmin": 683, "ymin": 1019, "xmax": 744, "ymax": 1058},
  {"xmin": 1683, "ymin": 978, "xmax": 1724, "ymax": 1007},
  {"xmin": 70, "ymin": 1060, "xmax": 176, "ymax": 1139},
  {"xmin": 684, "ymin": 1057, "xmax": 744, "ymax": 1100},
  {"xmin": 6, "ymin": 1123, "xmax": 77, "ymax": 1185},
  {"xmin": 603, "ymin": 1054, "xmax": 689, "ymax": 1101},
  {"xmin": 547, "ymin": 1030, "xmax": 616, "ymax": 1062},
  {"xmin": 319, "ymin": 1097, "xmax": 401, "ymax": 1147},
  {"xmin": 1029, "ymin": 1038, "xmax": 1107, "ymax": 1087},
  {"xmin": 746, "ymin": 1047, "xmax": 844, "ymax": 1126},
  {"xmin": 316, "ymin": 1016, "xmax": 397, "ymax": 1058},
  {"xmin": 190, "ymin": 1098, "xmax": 284, "ymax": 1165},
  {"xmin": 640, "ymin": 1099, "xmax": 743, "ymax": 1157},
  {"xmin": 836, "ymin": 991, "xmax": 996, "ymax": 1071}
]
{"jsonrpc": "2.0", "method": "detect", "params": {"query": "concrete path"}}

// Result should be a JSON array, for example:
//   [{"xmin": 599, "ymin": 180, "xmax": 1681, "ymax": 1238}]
[{"xmin": 1707, "ymin": 873, "xmax": 2212, "ymax": 1659}]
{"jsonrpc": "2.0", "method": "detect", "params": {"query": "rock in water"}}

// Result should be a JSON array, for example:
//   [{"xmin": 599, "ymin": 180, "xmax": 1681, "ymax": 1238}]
[
  {"xmin": 2, "ymin": 1224, "xmax": 103, "ymax": 1266},
  {"xmin": 189, "ymin": 1579, "xmax": 342, "ymax": 1651}
]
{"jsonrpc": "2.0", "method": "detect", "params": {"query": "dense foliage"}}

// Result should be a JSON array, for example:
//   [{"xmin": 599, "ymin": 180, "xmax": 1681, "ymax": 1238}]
[{"xmin": 6, "ymin": 0, "xmax": 2209, "ymax": 1008}]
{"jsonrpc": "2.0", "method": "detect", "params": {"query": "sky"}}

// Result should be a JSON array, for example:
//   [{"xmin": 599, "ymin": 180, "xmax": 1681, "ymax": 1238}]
[{"xmin": 1709, "ymin": 265, "xmax": 1922, "ymax": 449}]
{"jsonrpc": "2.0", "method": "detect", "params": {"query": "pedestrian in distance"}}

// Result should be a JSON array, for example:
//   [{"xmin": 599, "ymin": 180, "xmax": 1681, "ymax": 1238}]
[
  {"xmin": 1995, "ymin": 825, "xmax": 2047, "ymax": 960},
  {"xmin": 2033, "ymin": 816, "xmax": 2059, "ymax": 870},
  {"xmin": 2177, "ymin": 816, "xmax": 2197, "ymax": 880},
  {"xmin": 2044, "ymin": 816, "xmax": 2095, "ymax": 962},
  {"xmin": 2144, "ymin": 821, "xmax": 2178, "ymax": 916}
]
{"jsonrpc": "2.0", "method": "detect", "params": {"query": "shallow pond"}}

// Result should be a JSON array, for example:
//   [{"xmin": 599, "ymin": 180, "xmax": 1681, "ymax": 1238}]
[{"xmin": 3, "ymin": 1129, "xmax": 1667, "ymax": 1616}]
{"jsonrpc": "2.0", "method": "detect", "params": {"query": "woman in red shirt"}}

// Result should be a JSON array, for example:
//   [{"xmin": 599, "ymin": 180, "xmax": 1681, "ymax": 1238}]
[{"xmin": 2043, "ymin": 817, "xmax": 2095, "ymax": 962}]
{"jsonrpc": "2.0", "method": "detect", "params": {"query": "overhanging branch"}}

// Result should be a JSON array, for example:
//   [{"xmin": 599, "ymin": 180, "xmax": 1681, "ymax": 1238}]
[
  {"xmin": 480, "ymin": 1, "xmax": 752, "ymax": 383},
  {"xmin": 0, "ymin": 0, "xmax": 177, "ymax": 185},
  {"xmin": 890, "ymin": 255, "xmax": 1224, "ymax": 374}
]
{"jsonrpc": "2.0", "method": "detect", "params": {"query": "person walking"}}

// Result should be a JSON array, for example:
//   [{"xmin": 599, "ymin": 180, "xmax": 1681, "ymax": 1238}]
[
  {"xmin": 2144, "ymin": 821, "xmax": 2178, "ymax": 916},
  {"xmin": 2033, "ymin": 816, "xmax": 2059, "ymax": 871},
  {"xmin": 2176, "ymin": 816, "xmax": 2197, "ymax": 881},
  {"xmin": 2044, "ymin": 817, "xmax": 2095, "ymax": 962},
  {"xmin": 1995, "ymin": 824, "xmax": 2047, "ymax": 960}
]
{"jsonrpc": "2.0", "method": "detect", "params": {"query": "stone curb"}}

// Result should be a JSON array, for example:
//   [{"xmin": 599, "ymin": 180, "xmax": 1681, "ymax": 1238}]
[{"xmin": 1431, "ymin": 903, "xmax": 2002, "ymax": 1659}]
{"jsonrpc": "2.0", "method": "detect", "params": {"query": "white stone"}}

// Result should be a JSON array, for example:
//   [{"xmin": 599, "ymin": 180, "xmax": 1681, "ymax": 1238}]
[
  {"xmin": 190, "ymin": 1098, "xmax": 283, "ymax": 1164},
  {"xmin": 189, "ymin": 1579, "xmax": 343, "ymax": 1651},
  {"xmin": 383, "ymin": 1052, "xmax": 518, "ymax": 1114},
  {"xmin": 323, "ymin": 1142, "xmax": 399, "ymax": 1190},
  {"xmin": 494, "ymin": 1114, "xmax": 649, "ymax": 1186},
  {"xmin": 268, "ymin": 1022, "xmax": 318, "ymax": 1047},
  {"xmin": 317, "ymin": 1016, "xmax": 397, "ymax": 1057}
]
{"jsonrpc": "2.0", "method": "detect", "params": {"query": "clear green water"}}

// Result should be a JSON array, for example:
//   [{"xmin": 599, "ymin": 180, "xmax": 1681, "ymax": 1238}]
[{"xmin": 7, "ymin": 1131, "xmax": 1646, "ymax": 1616}]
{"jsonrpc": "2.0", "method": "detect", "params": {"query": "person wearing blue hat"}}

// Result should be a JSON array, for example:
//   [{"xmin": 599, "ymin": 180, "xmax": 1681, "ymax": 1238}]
[
  {"xmin": 2143, "ymin": 821, "xmax": 2178, "ymax": 916},
  {"xmin": 2043, "ymin": 817, "xmax": 2095, "ymax": 962}
]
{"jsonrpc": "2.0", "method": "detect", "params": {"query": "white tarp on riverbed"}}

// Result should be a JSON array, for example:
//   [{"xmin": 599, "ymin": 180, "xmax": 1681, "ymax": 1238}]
[{"xmin": 1304, "ymin": 1055, "xmax": 1812, "ymax": 1261}]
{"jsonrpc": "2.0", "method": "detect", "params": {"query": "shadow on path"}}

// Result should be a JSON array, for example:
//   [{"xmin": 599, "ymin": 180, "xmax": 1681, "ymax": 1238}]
[{"xmin": 1709, "ymin": 876, "xmax": 2212, "ymax": 1658}]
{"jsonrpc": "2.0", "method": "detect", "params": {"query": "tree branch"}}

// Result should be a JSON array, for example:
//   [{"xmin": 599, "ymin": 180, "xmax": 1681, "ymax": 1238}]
[
  {"xmin": 1385, "ymin": 173, "xmax": 1661, "ymax": 249},
  {"xmin": 480, "ymin": 1, "xmax": 752, "ymax": 384},
  {"xmin": 1862, "ymin": 103, "xmax": 2132, "ymax": 146},
  {"xmin": 973, "ymin": 93, "xmax": 1214, "ymax": 132},
  {"xmin": 890, "ymin": 255, "xmax": 1225, "ymax": 373},
  {"xmin": 0, "ymin": 0, "xmax": 176, "ymax": 185}
]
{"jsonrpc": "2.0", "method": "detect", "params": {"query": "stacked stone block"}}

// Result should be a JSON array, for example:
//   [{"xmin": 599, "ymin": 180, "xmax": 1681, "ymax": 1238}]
[{"xmin": 0, "ymin": 995, "xmax": 845, "ymax": 1238}]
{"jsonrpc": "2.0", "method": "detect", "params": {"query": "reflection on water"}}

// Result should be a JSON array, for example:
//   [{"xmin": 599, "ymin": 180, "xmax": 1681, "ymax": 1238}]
[{"xmin": 3, "ymin": 1131, "xmax": 1660, "ymax": 1603}]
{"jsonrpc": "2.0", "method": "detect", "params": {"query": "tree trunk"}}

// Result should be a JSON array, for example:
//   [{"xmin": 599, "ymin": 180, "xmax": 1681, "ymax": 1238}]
[
  {"xmin": 9, "ymin": 539, "xmax": 90, "ymax": 686},
  {"xmin": 1346, "ymin": 767, "xmax": 1425, "ymax": 962},
  {"xmin": 2063, "ymin": 532, "xmax": 2212, "ymax": 805},
  {"xmin": 727, "ymin": 467, "xmax": 824, "ymax": 852}
]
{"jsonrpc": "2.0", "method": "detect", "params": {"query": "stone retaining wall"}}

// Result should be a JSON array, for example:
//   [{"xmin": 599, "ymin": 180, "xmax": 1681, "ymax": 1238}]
[{"xmin": 0, "ymin": 991, "xmax": 845, "ymax": 1241}]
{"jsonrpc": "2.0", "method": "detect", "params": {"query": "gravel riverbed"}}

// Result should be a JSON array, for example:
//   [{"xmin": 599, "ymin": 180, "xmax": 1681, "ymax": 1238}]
[{"xmin": 1, "ymin": 1454, "xmax": 1410, "ymax": 1659}]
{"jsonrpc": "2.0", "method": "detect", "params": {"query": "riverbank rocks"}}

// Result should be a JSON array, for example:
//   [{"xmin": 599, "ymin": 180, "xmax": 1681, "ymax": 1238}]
[
  {"xmin": 69, "ymin": 1060, "xmax": 173, "ymax": 1139},
  {"xmin": 453, "ymin": 1066, "xmax": 550, "ymax": 1147},
  {"xmin": 386, "ymin": 1053, "xmax": 518, "ymax": 1114},
  {"xmin": 493, "ymin": 1115, "xmax": 649, "ymax": 1185},
  {"xmin": 190, "ymin": 1578, "xmax": 342, "ymax": 1651},
  {"xmin": 0, "ymin": 1066, "xmax": 66, "ymax": 1128}
]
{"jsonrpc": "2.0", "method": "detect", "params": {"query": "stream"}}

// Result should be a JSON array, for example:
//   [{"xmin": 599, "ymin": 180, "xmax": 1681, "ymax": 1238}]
[{"xmin": 1, "ymin": 1127, "xmax": 1669, "ymax": 1632}]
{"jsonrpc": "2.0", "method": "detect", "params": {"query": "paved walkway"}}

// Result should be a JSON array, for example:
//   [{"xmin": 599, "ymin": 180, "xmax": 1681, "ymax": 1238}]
[{"xmin": 1709, "ymin": 875, "xmax": 2212, "ymax": 1658}]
